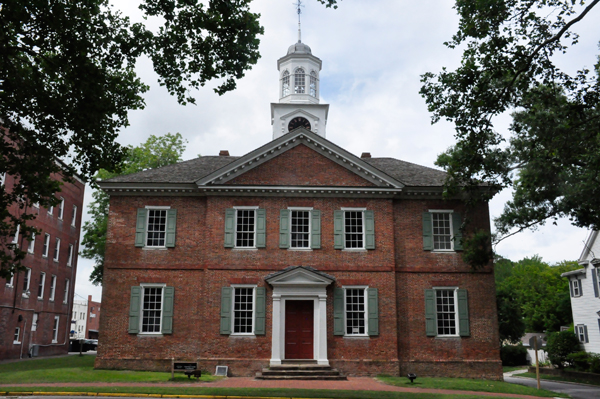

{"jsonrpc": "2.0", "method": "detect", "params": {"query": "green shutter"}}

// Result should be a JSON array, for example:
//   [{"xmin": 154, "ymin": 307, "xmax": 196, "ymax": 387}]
[
  {"xmin": 224, "ymin": 209, "xmax": 235, "ymax": 248},
  {"xmin": 367, "ymin": 288, "xmax": 379, "ymax": 336},
  {"xmin": 220, "ymin": 287, "xmax": 232, "ymax": 334},
  {"xmin": 457, "ymin": 289, "xmax": 470, "ymax": 337},
  {"xmin": 425, "ymin": 289, "xmax": 436, "ymax": 336},
  {"xmin": 162, "ymin": 286, "xmax": 174, "ymax": 334},
  {"xmin": 135, "ymin": 209, "xmax": 147, "ymax": 247},
  {"xmin": 165, "ymin": 209, "xmax": 177, "ymax": 248},
  {"xmin": 311, "ymin": 210, "xmax": 321, "ymax": 249},
  {"xmin": 279, "ymin": 209, "xmax": 290, "ymax": 249},
  {"xmin": 333, "ymin": 287, "xmax": 344, "ymax": 335},
  {"xmin": 128, "ymin": 286, "xmax": 142, "ymax": 334},
  {"xmin": 452, "ymin": 213, "xmax": 463, "ymax": 251},
  {"xmin": 334, "ymin": 210, "xmax": 344, "ymax": 249},
  {"xmin": 422, "ymin": 212, "xmax": 432, "ymax": 251},
  {"xmin": 256, "ymin": 209, "xmax": 266, "ymax": 248},
  {"xmin": 365, "ymin": 210, "xmax": 375, "ymax": 249},
  {"xmin": 255, "ymin": 287, "xmax": 266, "ymax": 335}
]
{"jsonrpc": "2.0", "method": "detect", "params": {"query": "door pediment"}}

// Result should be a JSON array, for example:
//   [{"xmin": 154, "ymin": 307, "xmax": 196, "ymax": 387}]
[{"xmin": 265, "ymin": 266, "xmax": 335, "ymax": 288}]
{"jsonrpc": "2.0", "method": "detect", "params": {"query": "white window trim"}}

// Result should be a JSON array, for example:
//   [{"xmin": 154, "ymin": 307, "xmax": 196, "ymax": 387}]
[
  {"xmin": 63, "ymin": 279, "xmax": 69, "ymax": 304},
  {"xmin": 67, "ymin": 244, "xmax": 74, "ymax": 267},
  {"xmin": 6, "ymin": 274, "xmax": 14, "ymax": 287},
  {"xmin": 429, "ymin": 209, "xmax": 455, "ymax": 252},
  {"xmin": 52, "ymin": 316, "xmax": 60, "ymax": 343},
  {"xmin": 48, "ymin": 205, "xmax": 53, "ymax": 215},
  {"xmin": 32, "ymin": 313, "xmax": 39, "ymax": 332},
  {"xmin": 143, "ymin": 206, "xmax": 171, "ymax": 249},
  {"xmin": 231, "ymin": 284, "xmax": 257, "ymax": 336},
  {"xmin": 341, "ymin": 207, "xmax": 366, "ymax": 251},
  {"xmin": 432, "ymin": 286, "xmax": 460, "ymax": 337},
  {"xmin": 54, "ymin": 238, "xmax": 61, "ymax": 262},
  {"xmin": 139, "ymin": 283, "xmax": 166, "ymax": 335},
  {"xmin": 58, "ymin": 197, "xmax": 64, "ymax": 220},
  {"xmin": 38, "ymin": 272, "xmax": 46, "ymax": 299},
  {"xmin": 22, "ymin": 268, "xmax": 31, "ymax": 298},
  {"xmin": 343, "ymin": 285, "xmax": 369, "ymax": 337},
  {"xmin": 233, "ymin": 206, "xmax": 259, "ymax": 249},
  {"xmin": 49, "ymin": 275, "xmax": 56, "ymax": 301},
  {"xmin": 28, "ymin": 233, "xmax": 35, "ymax": 254},
  {"xmin": 13, "ymin": 327, "xmax": 21, "ymax": 344},
  {"xmin": 288, "ymin": 207, "xmax": 312, "ymax": 250},
  {"xmin": 71, "ymin": 205, "xmax": 77, "ymax": 227},
  {"xmin": 573, "ymin": 279, "xmax": 581, "ymax": 297},
  {"xmin": 576, "ymin": 324, "xmax": 586, "ymax": 343},
  {"xmin": 12, "ymin": 224, "xmax": 20, "ymax": 246},
  {"xmin": 43, "ymin": 233, "xmax": 50, "ymax": 257}
]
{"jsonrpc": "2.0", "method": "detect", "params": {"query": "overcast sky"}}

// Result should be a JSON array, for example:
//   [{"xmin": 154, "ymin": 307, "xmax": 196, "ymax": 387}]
[{"xmin": 73, "ymin": 0, "xmax": 600, "ymax": 302}]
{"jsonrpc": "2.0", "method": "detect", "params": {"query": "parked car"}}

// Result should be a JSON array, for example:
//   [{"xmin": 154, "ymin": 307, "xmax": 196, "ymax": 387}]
[{"xmin": 70, "ymin": 339, "xmax": 98, "ymax": 352}]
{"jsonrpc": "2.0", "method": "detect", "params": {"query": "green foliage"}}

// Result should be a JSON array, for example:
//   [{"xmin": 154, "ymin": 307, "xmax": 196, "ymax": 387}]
[
  {"xmin": 420, "ymin": 0, "xmax": 600, "ymax": 250},
  {"xmin": 461, "ymin": 230, "xmax": 494, "ymax": 269},
  {"xmin": 546, "ymin": 330, "xmax": 581, "ymax": 369},
  {"xmin": 0, "ymin": 0, "xmax": 267, "ymax": 278},
  {"xmin": 495, "ymin": 256, "xmax": 577, "ymax": 333},
  {"xmin": 500, "ymin": 344, "xmax": 528, "ymax": 367},
  {"xmin": 565, "ymin": 352, "xmax": 600, "ymax": 373},
  {"xmin": 496, "ymin": 287, "xmax": 526, "ymax": 344},
  {"xmin": 81, "ymin": 133, "xmax": 187, "ymax": 285}
]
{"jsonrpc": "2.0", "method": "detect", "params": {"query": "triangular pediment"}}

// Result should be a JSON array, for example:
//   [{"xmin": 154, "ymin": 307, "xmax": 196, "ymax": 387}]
[
  {"xmin": 279, "ymin": 109, "xmax": 320, "ymax": 122},
  {"xmin": 265, "ymin": 266, "xmax": 335, "ymax": 287},
  {"xmin": 195, "ymin": 128, "xmax": 404, "ymax": 189}
]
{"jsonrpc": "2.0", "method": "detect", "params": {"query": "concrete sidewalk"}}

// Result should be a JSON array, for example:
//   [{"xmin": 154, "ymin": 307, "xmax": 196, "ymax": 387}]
[{"xmin": 0, "ymin": 377, "xmax": 550, "ymax": 399}]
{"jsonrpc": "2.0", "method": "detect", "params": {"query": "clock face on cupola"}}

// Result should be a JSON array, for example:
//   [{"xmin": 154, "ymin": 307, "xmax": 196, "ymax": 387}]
[{"xmin": 288, "ymin": 117, "xmax": 311, "ymax": 131}]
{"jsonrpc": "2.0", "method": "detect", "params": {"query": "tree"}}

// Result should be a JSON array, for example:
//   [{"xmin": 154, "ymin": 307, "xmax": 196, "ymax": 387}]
[
  {"xmin": 81, "ymin": 133, "xmax": 187, "ymax": 285},
  {"xmin": 546, "ymin": 330, "xmax": 581, "ymax": 368},
  {"xmin": 496, "ymin": 256, "xmax": 577, "ymax": 333},
  {"xmin": 420, "ymin": 1, "xmax": 600, "ymax": 264}
]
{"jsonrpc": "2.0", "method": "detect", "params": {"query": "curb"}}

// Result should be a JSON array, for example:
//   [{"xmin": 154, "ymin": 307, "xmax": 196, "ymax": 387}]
[{"xmin": 0, "ymin": 394, "xmax": 325, "ymax": 399}]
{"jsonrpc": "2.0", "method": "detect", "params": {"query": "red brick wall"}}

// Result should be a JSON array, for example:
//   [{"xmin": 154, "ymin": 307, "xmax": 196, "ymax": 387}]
[{"xmin": 227, "ymin": 144, "xmax": 376, "ymax": 187}]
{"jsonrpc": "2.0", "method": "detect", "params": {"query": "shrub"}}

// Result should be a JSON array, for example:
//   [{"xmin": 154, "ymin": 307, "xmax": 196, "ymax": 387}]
[
  {"xmin": 589, "ymin": 353, "xmax": 600, "ymax": 374},
  {"xmin": 546, "ymin": 330, "xmax": 581, "ymax": 369},
  {"xmin": 567, "ymin": 351, "xmax": 590, "ymax": 372},
  {"xmin": 501, "ymin": 344, "xmax": 528, "ymax": 366}
]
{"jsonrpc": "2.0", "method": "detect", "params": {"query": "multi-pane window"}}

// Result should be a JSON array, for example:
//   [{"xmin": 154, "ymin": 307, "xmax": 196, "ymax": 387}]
[
  {"xmin": 63, "ymin": 279, "xmax": 70, "ymax": 304},
  {"xmin": 67, "ymin": 244, "xmax": 74, "ymax": 266},
  {"xmin": 22, "ymin": 268, "xmax": 31, "ymax": 295},
  {"xmin": 49, "ymin": 275, "xmax": 56, "ymax": 301},
  {"xmin": 58, "ymin": 197, "xmax": 64, "ymax": 219},
  {"xmin": 345, "ymin": 288, "xmax": 367, "ymax": 335},
  {"xmin": 32, "ymin": 313, "xmax": 39, "ymax": 331},
  {"xmin": 52, "ymin": 316, "xmax": 59, "ymax": 343},
  {"xmin": 344, "ymin": 210, "xmax": 364, "ymax": 249},
  {"xmin": 13, "ymin": 327, "xmax": 20, "ymax": 344},
  {"xmin": 48, "ymin": 205, "xmax": 53, "ymax": 215},
  {"xmin": 282, "ymin": 70, "xmax": 290, "ymax": 96},
  {"xmin": 28, "ymin": 233, "xmax": 35, "ymax": 253},
  {"xmin": 43, "ymin": 234, "xmax": 50, "ymax": 257},
  {"xmin": 37, "ymin": 272, "xmax": 45, "ymax": 299},
  {"xmin": 291, "ymin": 210, "xmax": 310, "ymax": 248},
  {"xmin": 71, "ymin": 205, "xmax": 77, "ymax": 227},
  {"xmin": 294, "ymin": 67, "xmax": 305, "ymax": 94},
  {"xmin": 436, "ymin": 289, "xmax": 457, "ymax": 336},
  {"xmin": 54, "ymin": 238, "xmax": 60, "ymax": 261},
  {"xmin": 12, "ymin": 224, "xmax": 20, "ymax": 246},
  {"xmin": 233, "ymin": 287, "xmax": 254, "ymax": 334},
  {"xmin": 309, "ymin": 71, "xmax": 317, "ymax": 97},
  {"xmin": 146, "ymin": 209, "xmax": 167, "ymax": 247},
  {"xmin": 141, "ymin": 287, "xmax": 163, "ymax": 333},
  {"xmin": 573, "ymin": 279, "xmax": 581, "ymax": 296},
  {"xmin": 236, "ymin": 209, "xmax": 256, "ymax": 248},
  {"xmin": 432, "ymin": 212, "xmax": 452, "ymax": 250}
]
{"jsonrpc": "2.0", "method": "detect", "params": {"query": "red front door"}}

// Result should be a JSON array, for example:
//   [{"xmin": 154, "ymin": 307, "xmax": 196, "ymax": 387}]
[{"xmin": 285, "ymin": 300, "xmax": 314, "ymax": 359}]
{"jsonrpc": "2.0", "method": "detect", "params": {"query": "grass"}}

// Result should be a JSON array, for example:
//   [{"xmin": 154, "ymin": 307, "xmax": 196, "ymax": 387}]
[
  {"xmin": 0, "ymin": 386, "xmax": 554, "ymax": 399},
  {"xmin": 377, "ymin": 375, "xmax": 567, "ymax": 398},
  {"xmin": 520, "ymin": 371, "xmax": 600, "ymax": 386},
  {"xmin": 0, "ymin": 355, "xmax": 220, "ymax": 384},
  {"xmin": 502, "ymin": 365, "xmax": 528, "ymax": 373}
]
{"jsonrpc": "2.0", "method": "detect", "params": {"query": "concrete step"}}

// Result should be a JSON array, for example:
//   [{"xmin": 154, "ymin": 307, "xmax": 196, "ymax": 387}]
[
  {"xmin": 255, "ymin": 373, "xmax": 347, "ymax": 380},
  {"xmin": 255, "ymin": 363, "xmax": 347, "ymax": 380},
  {"xmin": 268, "ymin": 364, "xmax": 332, "ymax": 371},
  {"xmin": 260, "ymin": 368, "xmax": 341, "ymax": 376}
]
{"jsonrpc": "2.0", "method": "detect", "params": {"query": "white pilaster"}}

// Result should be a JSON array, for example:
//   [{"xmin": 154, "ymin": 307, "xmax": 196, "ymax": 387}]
[
  {"xmin": 270, "ymin": 295, "xmax": 282, "ymax": 366},
  {"xmin": 317, "ymin": 294, "xmax": 329, "ymax": 365}
]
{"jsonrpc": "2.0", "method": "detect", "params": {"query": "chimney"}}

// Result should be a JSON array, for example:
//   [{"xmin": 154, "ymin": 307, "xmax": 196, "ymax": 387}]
[
  {"xmin": 219, "ymin": 150, "xmax": 230, "ymax": 156},
  {"xmin": 361, "ymin": 152, "xmax": 371, "ymax": 159}
]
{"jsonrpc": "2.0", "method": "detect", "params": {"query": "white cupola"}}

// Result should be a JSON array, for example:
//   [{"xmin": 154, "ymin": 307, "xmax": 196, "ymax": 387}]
[{"xmin": 271, "ymin": 41, "xmax": 329, "ymax": 140}]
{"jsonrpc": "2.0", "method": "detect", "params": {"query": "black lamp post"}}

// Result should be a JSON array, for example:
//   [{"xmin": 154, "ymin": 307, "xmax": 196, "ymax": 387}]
[{"xmin": 407, "ymin": 373, "xmax": 417, "ymax": 383}]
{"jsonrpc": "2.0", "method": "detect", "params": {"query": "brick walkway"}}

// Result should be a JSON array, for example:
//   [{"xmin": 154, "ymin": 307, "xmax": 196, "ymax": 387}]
[{"xmin": 0, "ymin": 377, "xmax": 546, "ymax": 399}]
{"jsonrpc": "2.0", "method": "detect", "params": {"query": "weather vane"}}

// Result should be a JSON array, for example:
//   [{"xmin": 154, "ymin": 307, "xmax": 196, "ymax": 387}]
[{"xmin": 294, "ymin": 0, "xmax": 305, "ymax": 43}]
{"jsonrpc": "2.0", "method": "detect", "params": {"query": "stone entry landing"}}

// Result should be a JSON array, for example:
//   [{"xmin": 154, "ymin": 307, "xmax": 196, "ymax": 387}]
[{"xmin": 255, "ymin": 362, "xmax": 346, "ymax": 380}]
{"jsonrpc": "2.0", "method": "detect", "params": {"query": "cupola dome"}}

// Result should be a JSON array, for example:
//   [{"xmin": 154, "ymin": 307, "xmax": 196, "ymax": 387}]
[{"xmin": 287, "ymin": 41, "xmax": 312, "ymax": 55}]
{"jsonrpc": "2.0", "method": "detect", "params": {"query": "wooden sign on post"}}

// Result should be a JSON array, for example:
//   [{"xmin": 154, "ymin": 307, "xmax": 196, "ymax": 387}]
[{"xmin": 528, "ymin": 336, "xmax": 541, "ymax": 390}]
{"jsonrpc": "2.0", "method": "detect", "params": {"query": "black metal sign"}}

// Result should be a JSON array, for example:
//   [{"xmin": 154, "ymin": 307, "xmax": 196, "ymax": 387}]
[{"xmin": 173, "ymin": 362, "xmax": 197, "ymax": 371}]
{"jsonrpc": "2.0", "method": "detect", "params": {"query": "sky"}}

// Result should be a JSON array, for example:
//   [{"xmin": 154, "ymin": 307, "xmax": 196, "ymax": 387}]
[{"xmin": 73, "ymin": 0, "xmax": 600, "ymax": 302}]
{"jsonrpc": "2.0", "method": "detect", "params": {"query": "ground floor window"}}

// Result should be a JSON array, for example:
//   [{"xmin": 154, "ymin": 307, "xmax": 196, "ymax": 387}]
[
  {"xmin": 425, "ymin": 288, "xmax": 470, "ymax": 337},
  {"xmin": 233, "ymin": 287, "xmax": 255, "ymax": 334},
  {"xmin": 13, "ymin": 327, "xmax": 20, "ymax": 344},
  {"xmin": 52, "ymin": 316, "xmax": 59, "ymax": 343},
  {"xmin": 142, "ymin": 286, "xmax": 163, "ymax": 333},
  {"xmin": 576, "ymin": 324, "xmax": 588, "ymax": 343},
  {"xmin": 345, "ymin": 288, "xmax": 367, "ymax": 336},
  {"xmin": 436, "ymin": 289, "xmax": 457, "ymax": 336}
]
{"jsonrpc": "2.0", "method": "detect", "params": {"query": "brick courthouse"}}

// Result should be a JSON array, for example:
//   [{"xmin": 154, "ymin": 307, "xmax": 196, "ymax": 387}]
[{"xmin": 96, "ymin": 40, "xmax": 502, "ymax": 379}]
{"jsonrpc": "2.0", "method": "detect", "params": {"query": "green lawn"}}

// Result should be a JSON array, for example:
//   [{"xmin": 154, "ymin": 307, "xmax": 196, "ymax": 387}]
[
  {"xmin": 377, "ymin": 375, "xmax": 566, "ymax": 398},
  {"xmin": 0, "ymin": 355, "xmax": 219, "ymax": 384},
  {"xmin": 520, "ymin": 371, "xmax": 600, "ymax": 386}
]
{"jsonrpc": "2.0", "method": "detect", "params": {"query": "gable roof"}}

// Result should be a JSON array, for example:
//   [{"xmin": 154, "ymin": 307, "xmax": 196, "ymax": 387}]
[{"xmin": 578, "ymin": 230, "xmax": 598, "ymax": 264}]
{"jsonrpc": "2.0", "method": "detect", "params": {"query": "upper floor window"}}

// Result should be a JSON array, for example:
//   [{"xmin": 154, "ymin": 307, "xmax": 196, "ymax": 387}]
[
  {"xmin": 63, "ymin": 278, "xmax": 70, "ymax": 304},
  {"xmin": 54, "ymin": 238, "xmax": 61, "ymax": 261},
  {"xmin": 67, "ymin": 244, "xmax": 74, "ymax": 266},
  {"xmin": 294, "ymin": 67, "xmax": 305, "ymax": 94},
  {"xmin": 279, "ymin": 208, "xmax": 321, "ymax": 250},
  {"xmin": 432, "ymin": 212, "xmax": 452, "ymax": 250},
  {"xmin": 422, "ymin": 211, "xmax": 463, "ymax": 252},
  {"xmin": 27, "ymin": 233, "xmax": 35, "ymax": 254},
  {"xmin": 22, "ymin": 267, "xmax": 31, "ymax": 297},
  {"xmin": 576, "ymin": 324, "xmax": 588, "ymax": 343},
  {"xmin": 58, "ymin": 197, "xmax": 65, "ymax": 219},
  {"xmin": 37, "ymin": 272, "xmax": 46, "ymax": 299},
  {"xmin": 282, "ymin": 70, "xmax": 290, "ymax": 96},
  {"xmin": 12, "ymin": 224, "xmax": 20, "ymax": 247},
  {"xmin": 71, "ymin": 205, "xmax": 77, "ymax": 227},
  {"xmin": 48, "ymin": 205, "xmax": 53, "ymax": 215},
  {"xmin": 50, "ymin": 275, "xmax": 56, "ymax": 301},
  {"xmin": 43, "ymin": 233, "xmax": 50, "ymax": 257},
  {"xmin": 224, "ymin": 207, "xmax": 266, "ymax": 249},
  {"xmin": 309, "ymin": 71, "xmax": 317, "ymax": 97},
  {"xmin": 0, "ymin": 173, "xmax": 5, "ymax": 186},
  {"xmin": 334, "ymin": 209, "xmax": 375, "ymax": 250},
  {"xmin": 135, "ymin": 207, "xmax": 177, "ymax": 248},
  {"xmin": 6, "ymin": 273, "xmax": 14, "ymax": 287}
]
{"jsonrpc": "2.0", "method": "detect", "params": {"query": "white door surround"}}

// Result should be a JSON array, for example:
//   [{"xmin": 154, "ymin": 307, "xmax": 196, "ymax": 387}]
[{"xmin": 265, "ymin": 266, "xmax": 334, "ymax": 366}]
